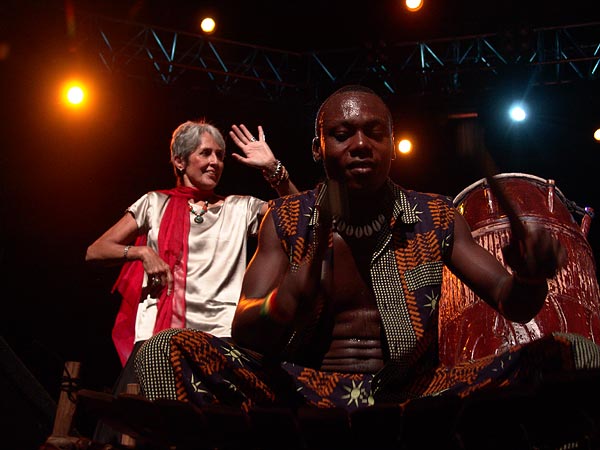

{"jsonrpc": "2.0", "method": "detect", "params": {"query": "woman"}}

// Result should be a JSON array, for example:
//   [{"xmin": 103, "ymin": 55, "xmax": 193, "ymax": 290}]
[
  {"xmin": 85, "ymin": 119, "xmax": 298, "ymax": 444},
  {"xmin": 86, "ymin": 120, "xmax": 298, "ymax": 367}
]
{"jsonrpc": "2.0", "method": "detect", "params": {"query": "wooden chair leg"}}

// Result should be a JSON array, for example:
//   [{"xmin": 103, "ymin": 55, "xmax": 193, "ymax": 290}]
[
  {"xmin": 52, "ymin": 361, "xmax": 82, "ymax": 437},
  {"xmin": 41, "ymin": 361, "xmax": 91, "ymax": 449},
  {"xmin": 119, "ymin": 383, "xmax": 140, "ymax": 448}
]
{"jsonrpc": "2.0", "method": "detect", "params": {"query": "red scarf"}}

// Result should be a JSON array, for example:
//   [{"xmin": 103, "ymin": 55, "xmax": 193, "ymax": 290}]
[{"xmin": 111, "ymin": 186, "xmax": 204, "ymax": 366}]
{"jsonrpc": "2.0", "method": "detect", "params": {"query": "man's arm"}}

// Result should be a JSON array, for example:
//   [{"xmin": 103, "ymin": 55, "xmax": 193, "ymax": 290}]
[
  {"xmin": 231, "ymin": 208, "xmax": 295, "ymax": 354},
  {"xmin": 447, "ymin": 210, "xmax": 565, "ymax": 323},
  {"xmin": 232, "ymin": 206, "xmax": 330, "ymax": 355}
]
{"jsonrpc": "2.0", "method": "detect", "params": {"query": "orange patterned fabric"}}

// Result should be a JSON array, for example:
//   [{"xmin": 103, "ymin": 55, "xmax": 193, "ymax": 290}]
[
  {"xmin": 268, "ymin": 189, "xmax": 317, "ymax": 270},
  {"xmin": 135, "ymin": 328, "xmax": 600, "ymax": 411}
]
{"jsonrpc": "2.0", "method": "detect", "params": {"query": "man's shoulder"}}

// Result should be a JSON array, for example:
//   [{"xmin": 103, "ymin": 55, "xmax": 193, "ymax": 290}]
[
  {"xmin": 268, "ymin": 187, "xmax": 318, "ymax": 209},
  {"xmin": 387, "ymin": 181, "xmax": 454, "ymax": 227},
  {"xmin": 391, "ymin": 182, "xmax": 453, "ymax": 206}
]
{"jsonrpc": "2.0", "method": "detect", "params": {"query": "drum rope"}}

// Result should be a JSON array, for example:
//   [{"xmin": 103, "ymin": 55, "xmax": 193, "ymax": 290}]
[{"xmin": 563, "ymin": 198, "xmax": 594, "ymax": 219}]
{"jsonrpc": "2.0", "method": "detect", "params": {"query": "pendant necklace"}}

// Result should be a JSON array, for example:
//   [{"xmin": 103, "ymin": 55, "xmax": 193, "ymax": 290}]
[{"xmin": 188, "ymin": 199, "xmax": 209, "ymax": 224}]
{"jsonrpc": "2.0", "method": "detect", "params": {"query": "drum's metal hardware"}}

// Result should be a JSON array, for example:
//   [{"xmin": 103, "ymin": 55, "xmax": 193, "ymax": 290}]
[
  {"xmin": 484, "ymin": 186, "xmax": 495, "ymax": 216},
  {"xmin": 581, "ymin": 206, "xmax": 595, "ymax": 238},
  {"xmin": 548, "ymin": 179, "xmax": 556, "ymax": 214}
]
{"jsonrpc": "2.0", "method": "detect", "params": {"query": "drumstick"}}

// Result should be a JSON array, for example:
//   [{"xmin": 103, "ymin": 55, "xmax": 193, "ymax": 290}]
[
  {"xmin": 322, "ymin": 179, "xmax": 346, "ymax": 286},
  {"xmin": 326, "ymin": 179, "xmax": 347, "ymax": 220},
  {"xmin": 456, "ymin": 119, "xmax": 528, "ymax": 242}
]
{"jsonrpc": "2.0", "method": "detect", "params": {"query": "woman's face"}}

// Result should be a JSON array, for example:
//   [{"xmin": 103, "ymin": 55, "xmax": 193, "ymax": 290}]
[{"xmin": 181, "ymin": 132, "xmax": 225, "ymax": 190}]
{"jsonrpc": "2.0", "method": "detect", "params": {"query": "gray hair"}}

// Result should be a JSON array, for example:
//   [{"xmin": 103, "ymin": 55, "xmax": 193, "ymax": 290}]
[{"xmin": 170, "ymin": 120, "xmax": 226, "ymax": 176}]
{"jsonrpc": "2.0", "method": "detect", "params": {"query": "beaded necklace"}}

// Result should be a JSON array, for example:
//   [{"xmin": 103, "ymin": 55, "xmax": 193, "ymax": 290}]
[
  {"xmin": 188, "ymin": 199, "xmax": 210, "ymax": 224},
  {"xmin": 333, "ymin": 213, "xmax": 386, "ymax": 239}
]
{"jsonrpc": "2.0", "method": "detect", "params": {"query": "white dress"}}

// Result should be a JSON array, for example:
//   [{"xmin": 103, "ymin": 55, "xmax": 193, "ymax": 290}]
[{"xmin": 127, "ymin": 192, "xmax": 266, "ymax": 342}]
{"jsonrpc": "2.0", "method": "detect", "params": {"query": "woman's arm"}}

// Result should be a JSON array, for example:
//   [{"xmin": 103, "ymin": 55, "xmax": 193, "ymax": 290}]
[
  {"xmin": 85, "ymin": 212, "xmax": 174, "ymax": 294},
  {"xmin": 85, "ymin": 213, "xmax": 140, "ymax": 265}
]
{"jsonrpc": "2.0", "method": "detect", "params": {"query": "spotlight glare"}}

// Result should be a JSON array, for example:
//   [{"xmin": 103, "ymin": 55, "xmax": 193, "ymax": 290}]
[
  {"xmin": 61, "ymin": 80, "xmax": 88, "ymax": 109},
  {"xmin": 509, "ymin": 104, "xmax": 526, "ymax": 122},
  {"xmin": 398, "ymin": 139, "xmax": 412, "ymax": 154},
  {"xmin": 67, "ymin": 86, "xmax": 84, "ymax": 105},
  {"xmin": 200, "ymin": 17, "xmax": 216, "ymax": 34},
  {"xmin": 405, "ymin": 0, "xmax": 423, "ymax": 12}
]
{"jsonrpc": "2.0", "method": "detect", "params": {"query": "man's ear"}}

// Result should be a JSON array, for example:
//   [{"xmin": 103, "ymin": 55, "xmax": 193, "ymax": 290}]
[{"xmin": 312, "ymin": 136, "xmax": 322, "ymax": 162}]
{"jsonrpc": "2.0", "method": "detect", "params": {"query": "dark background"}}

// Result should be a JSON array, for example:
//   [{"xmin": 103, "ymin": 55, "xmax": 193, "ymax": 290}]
[{"xmin": 1, "ymin": 0, "xmax": 600, "ymax": 446}]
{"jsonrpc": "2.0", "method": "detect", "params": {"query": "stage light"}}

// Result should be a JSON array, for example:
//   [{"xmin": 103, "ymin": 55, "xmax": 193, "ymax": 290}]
[
  {"xmin": 61, "ymin": 81, "xmax": 88, "ymax": 109},
  {"xmin": 405, "ymin": 0, "xmax": 423, "ymax": 12},
  {"xmin": 594, "ymin": 128, "xmax": 600, "ymax": 142},
  {"xmin": 67, "ymin": 86, "xmax": 84, "ymax": 105},
  {"xmin": 200, "ymin": 17, "xmax": 216, "ymax": 34},
  {"xmin": 508, "ymin": 104, "xmax": 526, "ymax": 122},
  {"xmin": 398, "ymin": 138, "xmax": 413, "ymax": 154}
]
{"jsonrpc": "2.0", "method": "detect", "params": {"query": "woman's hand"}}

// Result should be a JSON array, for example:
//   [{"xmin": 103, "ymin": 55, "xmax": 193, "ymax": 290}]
[
  {"xmin": 229, "ymin": 124, "xmax": 278, "ymax": 172},
  {"xmin": 140, "ymin": 246, "xmax": 174, "ymax": 296}
]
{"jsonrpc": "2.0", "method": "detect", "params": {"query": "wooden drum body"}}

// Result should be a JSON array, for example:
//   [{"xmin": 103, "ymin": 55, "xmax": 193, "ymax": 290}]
[{"xmin": 439, "ymin": 173, "xmax": 600, "ymax": 366}]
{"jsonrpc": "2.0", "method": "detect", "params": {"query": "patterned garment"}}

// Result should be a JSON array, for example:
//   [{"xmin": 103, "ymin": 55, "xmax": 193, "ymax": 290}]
[
  {"xmin": 268, "ymin": 180, "xmax": 455, "ymax": 391},
  {"xmin": 135, "ymin": 179, "xmax": 600, "ymax": 409},
  {"xmin": 135, "ymin": 328, "xmax": 600, "ymax": 411},
  {"xmin": 135, "ymin": 328, "xmax": 376, "ymax": 411}
]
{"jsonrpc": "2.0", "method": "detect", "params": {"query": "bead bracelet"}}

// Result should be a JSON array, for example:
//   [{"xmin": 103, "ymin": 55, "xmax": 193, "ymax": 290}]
[
  {"xmin": 259, "ymin": 288, "xmax": 287, "ymax": 323},
  {"xmin": 262, "ymin": 160, "xmax": 282, "ymax": 180}
]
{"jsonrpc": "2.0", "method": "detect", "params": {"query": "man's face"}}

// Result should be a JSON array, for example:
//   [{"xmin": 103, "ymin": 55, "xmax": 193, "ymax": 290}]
[{"xmin": 317, "ymin": 91, "xmax": 394, "ymax": 194}]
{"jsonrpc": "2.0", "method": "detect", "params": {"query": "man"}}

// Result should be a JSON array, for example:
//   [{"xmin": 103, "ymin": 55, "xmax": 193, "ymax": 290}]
[{"xmin": 135, "ymin": 85, "xmax": 598, "ymax": 410}]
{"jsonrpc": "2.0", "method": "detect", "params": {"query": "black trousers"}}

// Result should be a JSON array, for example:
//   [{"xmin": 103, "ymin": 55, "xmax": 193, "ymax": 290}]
[{"xmin": 92, "ymin": 340, "xmax": 145, "ymax": 444}]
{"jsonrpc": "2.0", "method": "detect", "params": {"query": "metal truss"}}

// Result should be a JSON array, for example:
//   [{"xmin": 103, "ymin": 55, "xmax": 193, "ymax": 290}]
[{"xmin": 78, "ymin": 14, "xmax": 600, "ymax": 104}]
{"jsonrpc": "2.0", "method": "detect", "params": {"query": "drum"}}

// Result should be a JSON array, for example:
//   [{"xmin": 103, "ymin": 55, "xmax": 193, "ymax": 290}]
[{"xmin": 439, "ymin": 173, "xmax": 600, "ymax": 366}]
